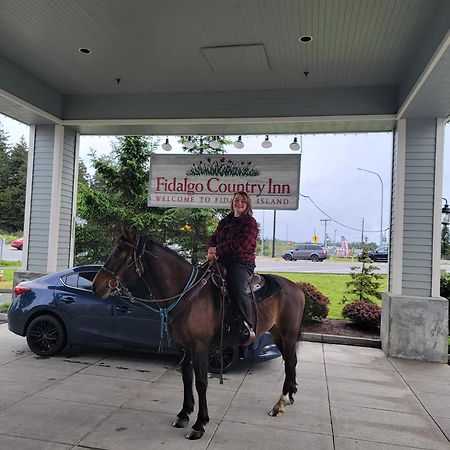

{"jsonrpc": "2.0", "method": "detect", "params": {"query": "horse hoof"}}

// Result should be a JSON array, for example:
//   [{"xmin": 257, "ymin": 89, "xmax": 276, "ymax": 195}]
[
  {"xmin": 268, "ymin": 408, "xmax": 284, "ymax": 417},
  {"xmin": 185, "ymin": 429, "xmax": 204, "ymax": 440},
  {"xmin": 172, "ymin": 417, "xmax": 189, "ymax": 428}
]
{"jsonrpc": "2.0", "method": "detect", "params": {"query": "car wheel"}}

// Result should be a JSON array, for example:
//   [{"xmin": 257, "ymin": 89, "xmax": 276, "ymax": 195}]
[
  {"xmin": 310, "ymin": 254, "xmax": 319, "ymax": 262},
  {"xmin": 208, "ymin": 345, "xmax": 239, "ymax": 374},
  {"xmin": 18, "ymin": 245, "xmax": 23, "ymax": 250},
  {"xmin": 26, "ymin": 315, "xmax": 66, "ymax": 356},
  {"xmin": 283, "ymin": 254, "xmax": 293, "ymax": 261}
]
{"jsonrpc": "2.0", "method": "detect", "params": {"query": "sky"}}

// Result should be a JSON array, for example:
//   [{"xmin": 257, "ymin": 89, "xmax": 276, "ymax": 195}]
[{"xmin": 1, "ymin": 113, "xmax": 449, "ymax": 246}]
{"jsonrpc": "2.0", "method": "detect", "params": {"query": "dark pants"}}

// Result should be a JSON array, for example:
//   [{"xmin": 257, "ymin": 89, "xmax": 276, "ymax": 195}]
[{"xmin": 224, "ymin": 262, "xmax": 254, "ymax": 328}]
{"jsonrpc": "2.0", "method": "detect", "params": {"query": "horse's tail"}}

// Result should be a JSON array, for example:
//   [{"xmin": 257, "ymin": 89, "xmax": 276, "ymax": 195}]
[{"xmin": 296, "ymin": 282, "xmax": 307, "ymax": 340}]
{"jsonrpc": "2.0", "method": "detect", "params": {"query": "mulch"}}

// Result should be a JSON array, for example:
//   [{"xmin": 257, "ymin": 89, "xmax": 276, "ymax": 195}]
[{"xmin": 302, "ymin": 319, "xmax": 380, "ymax": 339}]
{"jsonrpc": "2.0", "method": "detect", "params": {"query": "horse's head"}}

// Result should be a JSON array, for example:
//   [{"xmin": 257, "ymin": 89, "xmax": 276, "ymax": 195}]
[{"xmin": 93, "ymin": 227, "xmax": 141, "ymax": 299}]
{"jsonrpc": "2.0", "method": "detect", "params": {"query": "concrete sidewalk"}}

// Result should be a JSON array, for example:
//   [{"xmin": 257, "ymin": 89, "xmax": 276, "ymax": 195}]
[{"xmin": 0, "ymin": 323, "xmax": 449, "ymax": 449}]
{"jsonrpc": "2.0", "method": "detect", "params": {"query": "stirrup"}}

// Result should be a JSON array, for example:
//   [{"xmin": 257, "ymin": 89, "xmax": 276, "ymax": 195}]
[{"xmin": 239, "ymin": 322, "xmax": 256, "ymax": 346}]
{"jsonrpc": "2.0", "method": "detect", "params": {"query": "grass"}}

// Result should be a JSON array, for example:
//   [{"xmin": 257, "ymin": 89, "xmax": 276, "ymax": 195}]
[
  {"xmin": 0, "ymin": 266, "xmax": 389, "ymax": 319},
  {"xmin": 262, "ymin": 272, "xmax": 387, "ymax": 319},
  {"xmin": 0, "ymin": 263, "xmax": 21, "ymax": 290}
]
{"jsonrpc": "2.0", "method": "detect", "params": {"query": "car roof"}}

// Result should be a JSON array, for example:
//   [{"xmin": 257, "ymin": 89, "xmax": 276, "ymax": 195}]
[{"xmin": 20, "ymin": 265, "xmax": 102, "ymax": 284}]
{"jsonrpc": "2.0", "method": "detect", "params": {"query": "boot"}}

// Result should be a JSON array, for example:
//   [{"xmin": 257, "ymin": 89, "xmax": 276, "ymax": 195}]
[{"xmin": 238, "ymin": 295, "xmax": 256, "ymax": 345}]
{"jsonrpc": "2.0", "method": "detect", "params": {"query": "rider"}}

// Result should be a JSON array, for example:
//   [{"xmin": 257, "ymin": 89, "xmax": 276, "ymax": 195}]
[{"xmin": 207, "ymin": 191, "xmax": 258, "ymax": 345}]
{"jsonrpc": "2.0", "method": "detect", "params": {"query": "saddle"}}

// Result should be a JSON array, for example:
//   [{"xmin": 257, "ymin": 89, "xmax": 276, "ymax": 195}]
[
  {"xmin": 245, "ymin": 273, "xmax": 281, "ymax": 302},
  {"xmin": 211, "ymin": 263, "xmax": 281, "ymax": 302}
]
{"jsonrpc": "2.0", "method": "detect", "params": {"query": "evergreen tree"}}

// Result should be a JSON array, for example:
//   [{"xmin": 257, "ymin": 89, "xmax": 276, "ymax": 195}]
[
  {"xmin": 0, "ymin": 132, "xmax": 27, "ymax": 232},
  {"xmin": 75, "ymin": 136, "xmax": 165, "ymax": 265},
  {"xmin": 341, "ymin": 245, "xmax": 383, "ymax": 303}
]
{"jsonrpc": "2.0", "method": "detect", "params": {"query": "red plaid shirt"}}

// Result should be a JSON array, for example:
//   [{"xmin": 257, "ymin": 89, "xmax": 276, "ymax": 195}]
[{"xmin": 208, "ymin": 213, "xmax": 258, "ymax": 265}]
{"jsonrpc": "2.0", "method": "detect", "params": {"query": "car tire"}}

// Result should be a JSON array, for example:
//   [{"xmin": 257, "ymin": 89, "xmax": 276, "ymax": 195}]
[
  {"xmin": 208, "ymin": 345, "xmax": 239, "ymax": 374},
  {"xmin": 283, "ymin": 254, "xmax": 293, "ymax": 261},
  {"xmin": 310, "ymin": 254, "xmax": 320, "ymax": 262},
  {"xmin": 26, "ymin": 315, "xmax": 66, "ymax": 356}
]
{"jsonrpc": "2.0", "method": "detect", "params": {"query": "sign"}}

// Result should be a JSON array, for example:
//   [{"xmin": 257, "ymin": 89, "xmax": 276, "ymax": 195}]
[
  {"xmin": 148, "ymin": 154, "xmax": 301, "ymax": 210},
  {"xmin": 312, "ymin": 234, "xmax": 319, "ymax": 244}
]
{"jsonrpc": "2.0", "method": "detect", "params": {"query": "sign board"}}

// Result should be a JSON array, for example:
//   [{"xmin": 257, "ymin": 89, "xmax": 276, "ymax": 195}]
[{"xmin": 148, "ymin": 154, "xmax": 301, "ymax": 210}]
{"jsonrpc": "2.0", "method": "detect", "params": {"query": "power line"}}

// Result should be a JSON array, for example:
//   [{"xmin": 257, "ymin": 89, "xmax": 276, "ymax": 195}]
[{"xmin": 300, "ymin": 193, "xmax": 389, "ymax": 234}]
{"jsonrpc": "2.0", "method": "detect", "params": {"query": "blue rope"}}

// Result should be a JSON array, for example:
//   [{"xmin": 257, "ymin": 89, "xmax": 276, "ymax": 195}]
[{"xmin": 151, "ymin": 266, "xmax": 198, "ymax": 350}]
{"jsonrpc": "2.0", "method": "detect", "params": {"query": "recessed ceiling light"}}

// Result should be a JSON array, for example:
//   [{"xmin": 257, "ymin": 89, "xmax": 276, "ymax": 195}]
[
  {"xmin": 79, "ymin": 48, "xmax": 91, "ymax": 54},
  {"xmin": 299, "ymin": 35, "xmax": 313, "ymax": 43}
]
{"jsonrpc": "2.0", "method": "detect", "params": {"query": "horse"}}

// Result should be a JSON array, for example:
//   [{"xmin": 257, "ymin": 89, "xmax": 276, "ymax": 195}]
[{"xmin": 92, "ymin": 228, "xmax": 305, "ymax": 440}]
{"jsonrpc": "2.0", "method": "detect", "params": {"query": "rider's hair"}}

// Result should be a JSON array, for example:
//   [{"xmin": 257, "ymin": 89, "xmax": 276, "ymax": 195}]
[{"xmin": 230, "ymin": 191, "xmax": 253, "ymax": 216}]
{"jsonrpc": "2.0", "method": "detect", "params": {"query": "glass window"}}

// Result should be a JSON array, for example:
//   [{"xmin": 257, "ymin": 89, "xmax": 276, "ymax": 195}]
[{"xmin": 61, "ymin": 271, "xmax": 97, "ymax": 290}]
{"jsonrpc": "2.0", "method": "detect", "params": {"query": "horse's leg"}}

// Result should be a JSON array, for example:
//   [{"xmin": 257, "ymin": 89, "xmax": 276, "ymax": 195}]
[
  {"xmin": 185, "ymin": 344, "xmax": 209, "ymax": 440},
  {"xmin": 269, "ymin": 331, "xmax": 298, "ymax": 417},
  {"xmin": 173, "ymin": 349, "xmax": 194, "ymax": 428},
  {"xmin": 269, "ymin": 326, "xmax": 285, "ymax": 359}
]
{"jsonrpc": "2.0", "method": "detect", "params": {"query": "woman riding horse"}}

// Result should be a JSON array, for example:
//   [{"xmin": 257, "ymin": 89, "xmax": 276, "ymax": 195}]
[
  {"xmin": 207, "ymin": 191, "xmax": 258, "ymax": 345},
  {"xmin": 93, "ymin": 223, "xmax": 305, "ymax": 440}
]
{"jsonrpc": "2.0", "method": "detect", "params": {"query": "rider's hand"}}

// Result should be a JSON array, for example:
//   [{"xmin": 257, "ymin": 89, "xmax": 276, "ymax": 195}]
[{"xmin": 207, "ymin": 247, "xmax": 217, "ymax": 261}]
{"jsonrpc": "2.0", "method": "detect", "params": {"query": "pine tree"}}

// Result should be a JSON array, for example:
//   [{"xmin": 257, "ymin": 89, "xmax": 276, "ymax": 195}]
[
  {"xmin": 341, "ymin": 245, "xmax": 383, "ymax": 303},
  {"xmin": 0, "ymin": 132, "xmax": 27, "ymax": 232},
  {"xmin": 75, "ymin": 136, "xmax": 164, "ymax": 264}
]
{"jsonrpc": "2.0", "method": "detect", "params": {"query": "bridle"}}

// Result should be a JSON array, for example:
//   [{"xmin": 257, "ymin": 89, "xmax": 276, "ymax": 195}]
[
  {"xmin": 100, "ymin": 234, "xmax": 147, "ymax": 292},
  {"xmin": 98, "ymin": 233, "xmax": 216, "ymax": 306}
]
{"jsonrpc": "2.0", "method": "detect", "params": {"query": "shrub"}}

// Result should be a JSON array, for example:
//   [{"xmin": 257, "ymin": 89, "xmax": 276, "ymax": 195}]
[
  {"xmin": 299, "ymin": 282, "xmax": 330, "ymax": 322},
  {"xmin": 342, "ymin": 301, "xmax": 381, "ymax": 329},
  {"xmin": 441, "ymin": 273, "xmax": 450, "ymax": 334}
]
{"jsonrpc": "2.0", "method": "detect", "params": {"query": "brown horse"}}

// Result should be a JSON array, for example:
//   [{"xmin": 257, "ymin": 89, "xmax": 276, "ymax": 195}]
[{"xmin": 92, "ymin": 229, "xmax": 305, "ymax": 440}]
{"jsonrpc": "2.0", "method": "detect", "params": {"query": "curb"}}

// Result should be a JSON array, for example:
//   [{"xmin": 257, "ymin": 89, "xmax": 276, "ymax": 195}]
[
  {"xmin": 301, "ymin": 332, "xmax": 381, "ymax": 348},
  {"xmin": 0, "ymin": 289, "xmax": 12, "ymax": 293}
]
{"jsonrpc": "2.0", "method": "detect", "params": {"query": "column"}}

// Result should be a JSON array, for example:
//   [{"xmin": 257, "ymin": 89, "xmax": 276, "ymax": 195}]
[
  {"xmin": 381, "ymin": 118, "xmax": 448, "ymax": 362},
  {"xmin": 22, "ymin": 124, "xmax": 79, "ymax": 273}
]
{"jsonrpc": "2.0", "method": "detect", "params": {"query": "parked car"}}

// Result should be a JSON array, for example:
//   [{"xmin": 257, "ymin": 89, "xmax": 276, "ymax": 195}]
[
  {"xmin": 8, "ymin": 265, "xmax": 280, "ymax": 373},
  {"xmin": 10, "ymin": 237, "xmax": 23, "ymax": 250},
  {"xmin": 282, "ymin": 244, "xmax": 327, "ymax": 262},
  {"xmin": 368, "ymin": 245, "xmax": 389, "ymax": 262}
]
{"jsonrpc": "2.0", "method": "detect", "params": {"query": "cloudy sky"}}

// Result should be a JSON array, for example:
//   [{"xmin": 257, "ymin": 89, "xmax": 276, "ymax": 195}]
[{"xmin": 1, "ymin": 113, "xmax": 449, "ymax": 245}]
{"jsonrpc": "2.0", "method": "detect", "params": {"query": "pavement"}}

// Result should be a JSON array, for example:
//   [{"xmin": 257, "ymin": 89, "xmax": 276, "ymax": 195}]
[{"xmin": 0, "ymin": 324, "xmax": 449, "ymax": 449}]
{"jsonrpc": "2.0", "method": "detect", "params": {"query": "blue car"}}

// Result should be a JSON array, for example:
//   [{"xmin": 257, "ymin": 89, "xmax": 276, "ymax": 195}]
[{"xmin": 8, "ymin": 265, "xmax": 280, "ymax": 373}]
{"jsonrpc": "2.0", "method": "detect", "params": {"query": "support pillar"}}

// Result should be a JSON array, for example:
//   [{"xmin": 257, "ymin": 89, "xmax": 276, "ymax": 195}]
[
  {"xmin": 22, "ymin": 124, "xmax": 79, "ymax": 273},
  {"xmin": 381, "ymin": 118, "xmax": 448, "ymax": 363}
]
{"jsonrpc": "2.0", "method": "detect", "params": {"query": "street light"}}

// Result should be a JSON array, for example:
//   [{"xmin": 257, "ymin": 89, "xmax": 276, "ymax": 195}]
[
  {"xmin": 443, "ymin": 198, "xmax": 450, "ymax": 225},
  {"xmin": 357, "ymin": 167, "xmax": 384, "ymax": 246}
]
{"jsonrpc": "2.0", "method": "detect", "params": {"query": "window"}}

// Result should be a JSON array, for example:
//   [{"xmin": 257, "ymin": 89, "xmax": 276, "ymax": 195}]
[{"xmin": 61, "ymin": 271, "xmax": 97, "ymax": 290}]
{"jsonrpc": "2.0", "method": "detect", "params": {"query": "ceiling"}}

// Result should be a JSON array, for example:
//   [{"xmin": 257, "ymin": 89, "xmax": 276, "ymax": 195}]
[{"xmin": 0, "ymin": 0, "xmax": 449, "ymax": 135}]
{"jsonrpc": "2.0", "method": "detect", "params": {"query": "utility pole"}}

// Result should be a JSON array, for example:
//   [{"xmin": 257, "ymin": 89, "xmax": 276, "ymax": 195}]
[
  {"xmin": 272, "ymin": 210, "xmax": 277, "ymax": 258},
  {"xmin": 320, "ymin": 219, "xmax": 331, "ymax": 248},
  {"xmin": 260, "ymin": 210, "xmax": 265, "ymax": 256},
  {"xmin": 361, "ymin": 218, "xmax": 365, "ymax": 246}
]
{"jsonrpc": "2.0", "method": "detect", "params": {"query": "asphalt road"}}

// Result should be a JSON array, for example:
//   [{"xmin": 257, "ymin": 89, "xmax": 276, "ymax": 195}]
[
  {"xmin": 255, "ymin": 257, "xmax": 389, "ymax": 274},
  {"xmin": 0, "ymin": 245, "xmax": 22, "ymax": 263}
]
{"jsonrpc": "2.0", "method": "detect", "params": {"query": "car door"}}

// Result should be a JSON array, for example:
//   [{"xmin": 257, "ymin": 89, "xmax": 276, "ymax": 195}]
[
  {"xmin": 55, "ymin": 270, "xmax": 114, "ymax": 344},
  {"xmin": 292, "ymin": 246, "xmax": 306, "ymax": 260},
  {"xmin": 113, "ymin": 294, "xmax": 163, "ymax": 350}
]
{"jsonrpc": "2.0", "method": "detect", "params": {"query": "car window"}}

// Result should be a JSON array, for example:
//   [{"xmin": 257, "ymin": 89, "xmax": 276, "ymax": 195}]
[{"xmin": 62, "ymin": 271, "xmax": 97, "ymax": 291}]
